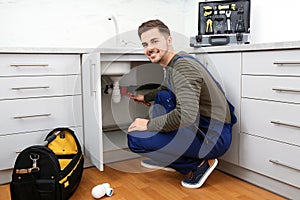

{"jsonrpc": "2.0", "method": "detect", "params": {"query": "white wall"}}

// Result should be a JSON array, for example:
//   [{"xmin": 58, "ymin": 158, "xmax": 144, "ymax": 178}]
[
  {"xmin": 250, "ymin": 0, "xmax": 300, "ymax": 43},
  {"xmin": 0, "ymin": 0, "xmax": 186, "ymax": 48},
  {"xmin": 0, "ymin": 0, "xmax": 299, "ymax": 48}
]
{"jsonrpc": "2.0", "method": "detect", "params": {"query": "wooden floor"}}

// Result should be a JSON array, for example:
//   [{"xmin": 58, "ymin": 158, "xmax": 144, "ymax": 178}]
[{"xmin": 1, "ymin": 158, "xmax": 285, "ymax": 200}]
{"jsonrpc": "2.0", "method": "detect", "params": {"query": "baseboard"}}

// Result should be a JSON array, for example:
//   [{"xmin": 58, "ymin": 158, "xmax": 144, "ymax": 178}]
[
  {"xmin": 218, "ymin": 160, "xmax": 299, "ymax": 200},
  {"xmin": 103, "ymin": 148, "xmax": 140, "ymax": 164},
  {"xmin": 0, "ymin": 169, "xmax": 12, "ymax": 185}
]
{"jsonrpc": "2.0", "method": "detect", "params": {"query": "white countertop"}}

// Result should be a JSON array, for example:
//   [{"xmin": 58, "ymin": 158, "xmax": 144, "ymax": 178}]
[
  {"xmin": 0, "ymin": 40, "xmax": 299, "ymax": 54},
  {"xmin": 90, "ymin": 47, "xmax": 145, "ymax": 54},
  {"xmin": 188, "ymin": 40, "xmax": 300, "ymax": 54},
  {"xmin": 0, "ymin": 47, "xmax": 90, "ymax": 54},
  {"xmin": 0, "ymin": 47, "xmax": 146, "ymax": 54}
]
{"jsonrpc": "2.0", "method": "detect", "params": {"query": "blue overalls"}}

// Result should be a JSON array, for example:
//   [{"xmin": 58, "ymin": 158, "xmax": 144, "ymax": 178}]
[{"xmin": 127, "ymin": 56, "xmax": 237, "ymax": 175}]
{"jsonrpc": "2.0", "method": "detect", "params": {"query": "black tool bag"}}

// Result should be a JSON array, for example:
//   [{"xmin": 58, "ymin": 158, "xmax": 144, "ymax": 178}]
[
  {"xmin": 10, "ymin": 128, "xmax": 84, "ymax": 200},
  {"xmin": 190, "ymin": 0, "xmax": 251, "ymax": 47}
]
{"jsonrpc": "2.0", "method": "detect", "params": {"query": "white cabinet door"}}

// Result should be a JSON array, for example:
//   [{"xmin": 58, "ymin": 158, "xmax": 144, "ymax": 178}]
[
  {"xmin": 0, "ymin": 96, "xmax": 82, "ymax": 135},
  {"xmin": 242, "ymin": 50, "xmax": 300, "ymax": 76},
  {"xmin": 0, "ymin": 54, "xmax": 81, "ymax": 76},
  {"xmin": 195, "ymin": 52, "xmax": 241, "ymax": 165},
  {"xmin": 241, "ymin": 98, "xmax": 300, "ymax": 146},
  {"xmin": 240, "ymin": 133, "xmax": 300, "ymax": 188},
  {"xmin": 81, "ymin": 53, "xmax": 103, "ymax": 171},
  {"xmin": 242, "ymin": 75, "xmax": 300, "ymax": 104},
  {"xmin": 0, "ymin": 75, "xmax": 81, "ymax": 100}
]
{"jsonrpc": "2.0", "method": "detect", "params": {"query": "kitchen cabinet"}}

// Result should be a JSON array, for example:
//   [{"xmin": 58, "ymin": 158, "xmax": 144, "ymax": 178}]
[
  {"xmin": 195, "ymin": 52, "xmax": 241, "ymax": 165},
  {"xmin": 0, "ymin": 53, "xmax": 83, "ymax": 184},
  {"xmin": 193, "ymin": 47, "xmax": 300, "ymax": 199},
  {"xmin": 82, "ymin": 50, "xmax": 241, "ymax": 171},
  {"xmin": 240, "ymin": 50, "xmax": 300, "ymax": 198},
  {"xmin": 83, "ymin": 50, "xmax": 241, "ymax": 170},
  {"xmin": 82, "ymin": 51, "xmax": 155, "ymax": 171}
]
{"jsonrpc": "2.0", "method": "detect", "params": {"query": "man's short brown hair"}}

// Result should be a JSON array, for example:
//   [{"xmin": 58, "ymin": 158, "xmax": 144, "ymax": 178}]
[{"xmin": 138, "ymin": 19, "xmax": 170, "ymax": 39}]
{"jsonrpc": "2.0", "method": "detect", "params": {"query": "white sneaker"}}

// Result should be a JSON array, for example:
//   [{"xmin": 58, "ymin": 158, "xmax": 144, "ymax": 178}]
[{"xmin": 141, "ymin": 159, "xmax": 176, "ymax": 172}]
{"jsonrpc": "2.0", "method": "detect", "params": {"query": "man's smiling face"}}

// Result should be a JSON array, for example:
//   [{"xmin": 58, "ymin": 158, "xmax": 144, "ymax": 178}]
[{"xmin": 140, "ymin": 27, "xmax": 171, "ymax": 65}]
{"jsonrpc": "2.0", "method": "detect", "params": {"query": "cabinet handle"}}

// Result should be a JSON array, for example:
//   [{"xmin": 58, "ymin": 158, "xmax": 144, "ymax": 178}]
[
  {"xmin": 273, "ymin": 61, "xmax": 300, "ymax": 66},
  {"xmin": 269, "ymin": 159, "xmax": 300, "ymax": 172},
  {"xmin": 270, "ymin": 120, "xmax": 300, "ymax": 129},
  {"xmin": 11, "ymin": 86, "xmax": 50, "ymax": 90},
  {"xmin": 13, "ymin": 113, "xmax": 51, "ymax": 119},
  {"xmin": 10, "ymin": 64, "xmax": 49, "ymax": 67},
  {"xmin": 272, "ymin": 88, "xmax": 300, "ymax": 93}
]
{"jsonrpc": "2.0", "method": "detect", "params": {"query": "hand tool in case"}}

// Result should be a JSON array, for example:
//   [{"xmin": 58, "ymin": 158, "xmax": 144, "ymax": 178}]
[{"xmin": 190, "ymin": 0, "xmax": 251, "ymax": 47}]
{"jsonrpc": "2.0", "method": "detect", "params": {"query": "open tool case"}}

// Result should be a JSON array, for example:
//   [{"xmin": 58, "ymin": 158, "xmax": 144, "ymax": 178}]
[{"xmin": 190, "ymin": 0, "xmax": 250, "ymax": 47}]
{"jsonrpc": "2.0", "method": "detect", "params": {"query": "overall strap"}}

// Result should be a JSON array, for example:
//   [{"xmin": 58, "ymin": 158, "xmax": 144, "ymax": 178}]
[
  {"xmin": 174, "ymin": 55, "xmax": 237, "ymax": 124},
  {"xmin": 173, "ymin": 55, "xmax": 225, "ymax": 94}
]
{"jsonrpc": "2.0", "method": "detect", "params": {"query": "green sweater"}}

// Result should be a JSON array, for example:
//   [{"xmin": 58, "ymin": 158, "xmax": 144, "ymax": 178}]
[{"xmin": 145, "ymin": 52, "xmax": 231, "ymax": 132}]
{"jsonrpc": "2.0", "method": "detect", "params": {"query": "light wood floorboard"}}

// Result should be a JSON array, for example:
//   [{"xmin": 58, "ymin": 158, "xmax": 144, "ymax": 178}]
[{"xmin": 1, "ymin": 158, "xmax": 286, "ymax": 200}]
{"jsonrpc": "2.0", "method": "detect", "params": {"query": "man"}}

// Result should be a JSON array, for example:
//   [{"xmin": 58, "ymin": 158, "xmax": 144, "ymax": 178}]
[{"xmin": 127, "ymin": 19, "xmax": 236, "ymax": 188}]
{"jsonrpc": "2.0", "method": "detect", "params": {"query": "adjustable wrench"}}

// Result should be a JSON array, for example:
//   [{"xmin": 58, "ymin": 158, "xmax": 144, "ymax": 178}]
[{"xmin": 225, "ymin": 10, "xmax": 232, "ymax": 33}]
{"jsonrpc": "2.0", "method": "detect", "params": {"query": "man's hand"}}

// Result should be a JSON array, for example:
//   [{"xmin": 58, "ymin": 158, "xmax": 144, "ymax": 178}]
[
  {"xmin": 127, "ymin": 93, "xmax": 151, "ymax": 106},
  {"xmin": 128, "ymin": 93, "xmax": 144, "ymax": 101},
  {"xmin": 128, "ymin": 118, "xmax": 149, "ymax": 132}
]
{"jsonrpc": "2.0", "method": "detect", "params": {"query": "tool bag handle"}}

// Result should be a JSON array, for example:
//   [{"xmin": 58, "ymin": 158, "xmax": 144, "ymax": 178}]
[
  {"xmin": 45, "ymin": 127, "xmax": 83, "ymax": 177},
  {"xmin": 42, "ymin": 130, "xmax": 61, "ymax": 146},
  {"xmin": 45, "ymin": 127, "xmax": 81, "ymax": 152}
]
